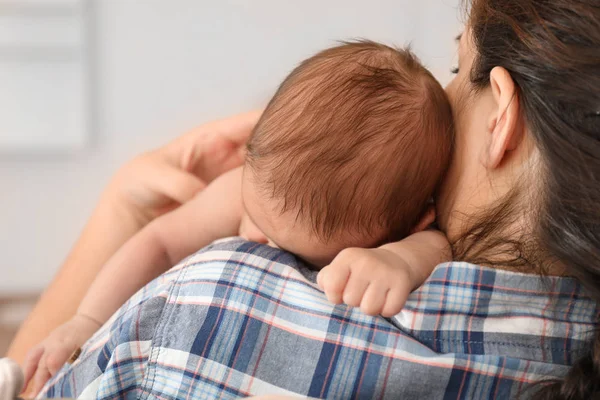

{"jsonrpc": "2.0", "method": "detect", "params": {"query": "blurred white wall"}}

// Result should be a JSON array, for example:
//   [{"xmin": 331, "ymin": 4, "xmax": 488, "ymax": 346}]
[{"xmin": 0, "ymin": 0, "xmax": 462, "ymax": 293}]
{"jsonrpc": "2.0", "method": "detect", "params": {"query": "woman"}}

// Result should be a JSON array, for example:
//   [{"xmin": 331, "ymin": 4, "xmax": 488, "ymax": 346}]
[{"xmin": 11, "ymin": 0, "xmax": 600, "ymax": 398}]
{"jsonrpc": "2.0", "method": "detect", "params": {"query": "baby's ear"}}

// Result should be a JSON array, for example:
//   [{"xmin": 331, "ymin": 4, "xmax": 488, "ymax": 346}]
[{"xmin": 411, "ymin": 206, "xmax": 436, "ymax": 234}]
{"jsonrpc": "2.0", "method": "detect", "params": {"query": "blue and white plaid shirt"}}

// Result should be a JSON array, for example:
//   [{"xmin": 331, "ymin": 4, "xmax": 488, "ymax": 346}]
[{"xmin": 41, "ymin": 238, "xmax": 598, "ymax": 399}]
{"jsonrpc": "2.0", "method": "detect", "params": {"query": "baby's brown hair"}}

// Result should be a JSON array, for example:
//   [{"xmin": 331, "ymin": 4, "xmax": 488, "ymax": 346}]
[{"xmin": 247, "ymin": 40, "xmax": 453, "ymax": 244}]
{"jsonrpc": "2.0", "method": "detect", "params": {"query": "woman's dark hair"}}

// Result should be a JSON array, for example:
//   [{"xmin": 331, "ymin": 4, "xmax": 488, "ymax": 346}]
[{"xmin": 456, "ymin": 0, "xmax": 600, "ymax": 398}]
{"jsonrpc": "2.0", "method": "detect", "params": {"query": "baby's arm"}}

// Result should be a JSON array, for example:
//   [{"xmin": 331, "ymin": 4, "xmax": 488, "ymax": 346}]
[
  {"xmin": 317, "ymin": 230, "xmax": 450, "ymax": 317},
  {"xmin": 78, "ymin": 166, "xmax": 244, "ymax": 324},
  {"xmin": 24, "ymin": 167, "xmax": 244, "ymax": 393}
]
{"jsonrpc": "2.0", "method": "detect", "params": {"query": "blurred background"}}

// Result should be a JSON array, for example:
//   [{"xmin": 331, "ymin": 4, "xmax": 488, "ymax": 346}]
[{"xmin": 0, "ymin": 0, "xmax": 461, "ymax": 355}]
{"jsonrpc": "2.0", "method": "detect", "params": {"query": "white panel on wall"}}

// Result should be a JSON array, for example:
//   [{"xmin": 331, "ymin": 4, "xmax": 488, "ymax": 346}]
[
  {"xmin": 0, "ymin": 0, "xmax": 88, "ymax": 152},
  {"xmin": 0, "ymin": 0, "xmax": 462, "ymax": 293}
]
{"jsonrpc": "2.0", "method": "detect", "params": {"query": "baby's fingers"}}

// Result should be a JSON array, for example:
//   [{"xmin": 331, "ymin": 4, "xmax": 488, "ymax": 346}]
[
  {"xmin": 381, "ymin": 287, "xmax": 411, "ymax": 318},
  {"xmin": 22, "ymin": 346, "xmax": 43, "ymax": 389},
  {"xmin": 342, "ymin": 272, "xmax": 370, "ymax": 308},
  {"xmin": 360, "ymin": 284, "xmax": 387, "ymax": 316},
  {"xmin": 46, "ymin": 345, "xmax": 74, "ymax": 376},
  {"xmin": 30, "ymin": 355, "xmax": 51, "ymax": 398},
  {"xmin": 317, "ymin": 264, "xmax": 350, "ymax": 304}
]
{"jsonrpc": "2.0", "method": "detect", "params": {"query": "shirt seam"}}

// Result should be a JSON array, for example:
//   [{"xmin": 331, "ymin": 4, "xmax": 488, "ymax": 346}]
[
  {"xmin": 136, "ymin": 268, "xmax": 185, "ymax": 400},
  {"xmin": 415, "ymin": 336, "xmax": 586, "ymax": 353}
]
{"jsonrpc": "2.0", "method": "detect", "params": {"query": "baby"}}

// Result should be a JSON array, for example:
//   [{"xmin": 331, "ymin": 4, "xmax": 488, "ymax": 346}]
[{"xmin": 24, "ymin": 40, "xmax": 453, "ymax": 390}]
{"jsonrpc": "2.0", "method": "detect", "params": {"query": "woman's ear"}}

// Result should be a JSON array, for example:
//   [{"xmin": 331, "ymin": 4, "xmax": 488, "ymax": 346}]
[{"xmin": 483, "ymin": 67, "xmax": 523, "ymax": 169}]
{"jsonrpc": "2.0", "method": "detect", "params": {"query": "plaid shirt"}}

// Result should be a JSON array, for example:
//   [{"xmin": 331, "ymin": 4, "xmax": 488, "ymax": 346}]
[{"xmin": 41, "ymin": 238, "xmax": 598, "ymax": 399}]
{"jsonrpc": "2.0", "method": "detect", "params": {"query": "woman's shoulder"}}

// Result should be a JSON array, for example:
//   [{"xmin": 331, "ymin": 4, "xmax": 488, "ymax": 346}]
[
  {"xmin": 168, "ymin": 242, "xmax": 597, "ymax": 364},
  {"xmin": 42, "ymin": 239, "xmax": 595, "ymax": 399},
  {"xmin": 396, "ymin": 261, "xmax": 599, "ymax": 364}
]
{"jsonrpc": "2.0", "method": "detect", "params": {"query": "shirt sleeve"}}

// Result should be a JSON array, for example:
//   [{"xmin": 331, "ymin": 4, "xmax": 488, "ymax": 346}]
[
  {"xmin": 39, "ymin": 265, "xmax": 176, "ymax": 398},
  {"xmin": 40, "ymin": 238, "xmax": 319, "ymax": 399}
]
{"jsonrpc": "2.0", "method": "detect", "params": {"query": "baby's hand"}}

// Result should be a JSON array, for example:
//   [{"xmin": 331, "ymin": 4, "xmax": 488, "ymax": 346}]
[
  {"xmin": 22, "ymin": 314, "xmax": 101, "ymax": 396},
  {"xmin": 317, "ymin": 248, "xmax": 415, "ymax": 317}
]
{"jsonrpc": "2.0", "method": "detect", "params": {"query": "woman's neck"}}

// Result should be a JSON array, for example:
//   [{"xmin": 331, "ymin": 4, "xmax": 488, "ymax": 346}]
[{"xmin": 446, "ymin": 190, "xmax": 568, "ymax": 277}]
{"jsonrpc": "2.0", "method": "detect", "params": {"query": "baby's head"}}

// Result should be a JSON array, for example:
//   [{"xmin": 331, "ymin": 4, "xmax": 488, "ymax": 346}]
[{"xmin": 242, "ymin": 40, "xmax": 453, "ymax": 267}]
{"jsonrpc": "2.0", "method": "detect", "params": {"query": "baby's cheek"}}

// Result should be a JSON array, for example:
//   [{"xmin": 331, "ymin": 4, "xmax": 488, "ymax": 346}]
[{"xmin": 239, "ymin": 214, "xmax": 268, "ymax": 244}]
